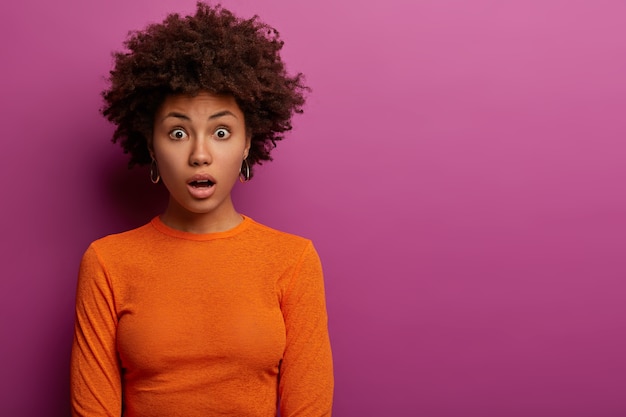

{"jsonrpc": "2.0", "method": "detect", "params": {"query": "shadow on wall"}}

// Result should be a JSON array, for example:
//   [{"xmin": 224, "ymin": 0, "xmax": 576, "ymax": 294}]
[
  {"xmin": 100, "ymin": 155, "xmax": 169, "ymax": 231},
  {"xmin": 43, "ymin": 304, "xmax": 74, "ymax": 417}
]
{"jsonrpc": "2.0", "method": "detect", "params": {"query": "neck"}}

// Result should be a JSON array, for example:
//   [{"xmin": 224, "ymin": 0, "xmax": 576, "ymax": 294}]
[{"xmin": 160, "ymin": 199, "xmax": 243, "ymax": 234}]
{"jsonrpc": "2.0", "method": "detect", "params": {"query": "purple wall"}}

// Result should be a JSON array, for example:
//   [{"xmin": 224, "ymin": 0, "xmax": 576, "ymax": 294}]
[{"xmin": 1, "ymin": 0, "xmax": 625, "ymax": 415}]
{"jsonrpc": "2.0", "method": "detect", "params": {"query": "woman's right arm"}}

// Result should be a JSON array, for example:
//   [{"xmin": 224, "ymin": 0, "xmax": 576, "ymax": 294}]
[{"xmin": 70, "ymin": 245, "xmax": 122, "ymax": 417}]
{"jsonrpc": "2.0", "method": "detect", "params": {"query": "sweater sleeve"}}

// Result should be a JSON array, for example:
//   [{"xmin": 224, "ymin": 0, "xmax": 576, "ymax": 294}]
[
  {"xmin": 279, "ymin": 242, "xmax": 334, "ymax": 417},
  {"xmin": 70, "ymin": 245, "xmax": 122, "ymax": 417}
]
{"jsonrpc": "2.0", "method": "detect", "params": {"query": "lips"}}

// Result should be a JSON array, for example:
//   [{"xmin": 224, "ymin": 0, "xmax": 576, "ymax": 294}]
[
  {"xmin": 189, "ymin": 179, "xmax": 214, "ymax": 188},
  {"xmin": 186, "ymin": 174, "xmax": 216, "ymax": 199},
  {"xmin": 187, "ymin": 174, "xmax": 216, "ymax": 186}
]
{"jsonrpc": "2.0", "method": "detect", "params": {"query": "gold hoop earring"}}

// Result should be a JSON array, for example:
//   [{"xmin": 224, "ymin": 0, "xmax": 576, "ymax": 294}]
[
  {"xmin": 239, "ymin": 159, "xmax": 250, "ymax": 183},
  {"xmin": 150, "ymin": 159, "xmax": 160, "ymax": 184}
]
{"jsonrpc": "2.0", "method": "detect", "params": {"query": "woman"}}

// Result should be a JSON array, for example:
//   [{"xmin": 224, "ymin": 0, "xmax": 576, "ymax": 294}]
[{"xmin": 70, "ymin": 3, "xmax": 333, "ymax": 416}]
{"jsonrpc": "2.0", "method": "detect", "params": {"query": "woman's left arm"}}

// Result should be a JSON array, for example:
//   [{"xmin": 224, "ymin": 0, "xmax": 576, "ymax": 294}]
[{"xmin": 279, "ymin": 242, "xmax": 334, "ymax": 417}]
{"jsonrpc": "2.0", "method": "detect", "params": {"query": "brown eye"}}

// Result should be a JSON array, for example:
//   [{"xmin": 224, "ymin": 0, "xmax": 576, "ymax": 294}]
[
  {"xmin": 169, "ymin": 129, "xmax": 187, "ymax": 140},
  {"xmin": 214, "ymin": 128, "xmax": 231, "ymax": 140}
]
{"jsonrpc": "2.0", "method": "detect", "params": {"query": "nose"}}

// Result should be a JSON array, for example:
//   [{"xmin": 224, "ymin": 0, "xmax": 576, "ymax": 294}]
[{"xmin": 189, "ymin": 137, "xmax": 212, "ymax": 166}]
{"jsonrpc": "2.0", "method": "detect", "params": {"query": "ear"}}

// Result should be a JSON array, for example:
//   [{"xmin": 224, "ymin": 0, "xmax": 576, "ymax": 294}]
[
  {"xmin": 147, "ymin": 139, "xmax": 155, "ymax": 160},
  {"xmin": 243, "ymin": 134, "xmax": 251, "ymax": 160}
]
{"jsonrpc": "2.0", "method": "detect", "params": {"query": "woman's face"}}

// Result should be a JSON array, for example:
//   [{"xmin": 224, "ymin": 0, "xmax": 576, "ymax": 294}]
[{"xmin": 152, "ymin": 91, "xmax": 250, "ymax": 231}]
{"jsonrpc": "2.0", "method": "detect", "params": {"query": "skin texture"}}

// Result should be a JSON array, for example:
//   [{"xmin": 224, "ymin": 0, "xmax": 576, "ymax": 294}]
[{"xmin": 151, "ymin": 92, "xmax": 251, "ymax": 233}]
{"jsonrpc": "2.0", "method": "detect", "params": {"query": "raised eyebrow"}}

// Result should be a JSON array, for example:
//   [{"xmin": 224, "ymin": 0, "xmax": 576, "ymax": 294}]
[
  {"xmin": 208, "ymin": 110, "xmax": 238, "ymax": 120},
  {"xmin": 160, "ymin": 112, "xmax": 189, "ymax": 122},
  {"xmin": 160, "ymin": 110, "xmax": 238, "ymax": 122}
]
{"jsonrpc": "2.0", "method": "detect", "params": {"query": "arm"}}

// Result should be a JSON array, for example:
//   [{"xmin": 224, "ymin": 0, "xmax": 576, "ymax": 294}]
[
  {"xmin": 70, "ymin": 245, "xmax": 122, "ymax": 417},
  {"xmin": 279, "ymin": 242, "xmax": 334, "ymax": 417}
]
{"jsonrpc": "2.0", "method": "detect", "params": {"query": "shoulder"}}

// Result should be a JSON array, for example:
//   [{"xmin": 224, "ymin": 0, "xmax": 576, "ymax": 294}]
[
  {"xmin": 241, "ymin": 217, "xmax": 323, "ymax": 273},
  {"xmin": 86, "ymin": 221, "xmax": 156, "ymax": 258},
  {"xmin": 244, "ymin": 219, "xmax": 325, "ymax": 295},
  {"xmin": 244, "ymin": 217, "xmax": 315, "ymax": 254},
  {"xmin": 79, "ymin": 221, "xmax": 159, "ymax": 286}
]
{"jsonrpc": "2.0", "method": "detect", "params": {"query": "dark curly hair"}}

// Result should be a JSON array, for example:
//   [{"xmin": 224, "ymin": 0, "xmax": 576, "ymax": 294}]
[{"xmin": 102, "ymin": 2, "xmax": 309, "ymax": 178}]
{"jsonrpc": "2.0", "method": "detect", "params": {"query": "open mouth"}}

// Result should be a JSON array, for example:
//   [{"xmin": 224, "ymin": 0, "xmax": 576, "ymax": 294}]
[{"xmin": 189, "ymin": 179, "xmax": 214, "ymax": 188}]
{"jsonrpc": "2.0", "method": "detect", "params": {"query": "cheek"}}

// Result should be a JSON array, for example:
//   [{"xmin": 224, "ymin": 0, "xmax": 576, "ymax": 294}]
[
  {"xmin": 223, "ymin": 156, "xmax": 244, "ymax": 176},
  {"xmin": 153, "ymin": 151, "xmax": 183, "ymax": 181},
  {"xmin": 216, "ymin": 147, "xmax": 246, "ymax": 168}
]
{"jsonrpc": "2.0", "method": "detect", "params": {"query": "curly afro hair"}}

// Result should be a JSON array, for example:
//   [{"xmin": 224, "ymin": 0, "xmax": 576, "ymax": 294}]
[{"xmin": 102, "ymin": 2, "xmax": 309, "ymax": 178}]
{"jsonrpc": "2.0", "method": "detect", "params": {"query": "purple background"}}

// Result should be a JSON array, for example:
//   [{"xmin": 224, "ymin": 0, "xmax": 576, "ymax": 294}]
[{"xmin": 1, "ymin": 0, "xmax": 626, "ymax": 415}]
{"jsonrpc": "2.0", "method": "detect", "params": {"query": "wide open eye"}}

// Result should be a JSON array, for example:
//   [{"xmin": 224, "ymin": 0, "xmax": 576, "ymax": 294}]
[
  {"xmin": 169, "ymin": 129, "xmax": 188, "ymax": 140},
  {"xmin": 214, "ymin": 128, "xmax": 231, "ymax": 140}
]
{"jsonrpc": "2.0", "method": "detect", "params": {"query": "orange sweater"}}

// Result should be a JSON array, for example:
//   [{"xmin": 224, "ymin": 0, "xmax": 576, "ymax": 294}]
[{"xmin": 70, "ymin": 216, "xmax": 333, "ymax": 417}]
